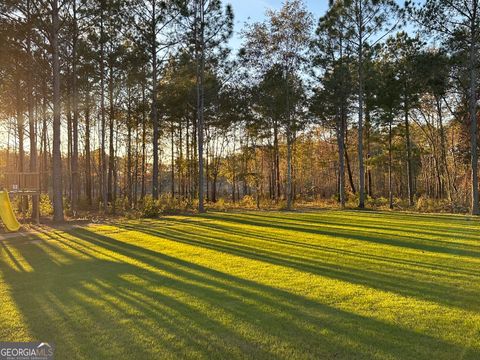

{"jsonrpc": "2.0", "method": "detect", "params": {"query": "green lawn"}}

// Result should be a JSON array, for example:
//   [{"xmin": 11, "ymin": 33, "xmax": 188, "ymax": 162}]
[{"xmin": 0, "ymin": 210, "xmax": 479, "ymax": 359}]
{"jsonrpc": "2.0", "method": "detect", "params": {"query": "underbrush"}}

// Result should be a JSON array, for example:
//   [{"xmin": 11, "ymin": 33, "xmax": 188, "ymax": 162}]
[
  {"xmin": 139, "ymin": 194, "xmax": 197, "ymax": 218},
  {"xmin": 414, "ymin": 195, "xmax": 469, "ymax": 214},
  {"xmin": 7, "ymin": 193, "xmax": 472, "ymax": 222}
]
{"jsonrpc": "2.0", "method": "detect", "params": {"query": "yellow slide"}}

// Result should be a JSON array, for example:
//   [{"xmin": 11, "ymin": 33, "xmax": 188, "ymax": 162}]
[{"xmin": 0, "ymin": 191, "xmax": 20, "ymax": 232}]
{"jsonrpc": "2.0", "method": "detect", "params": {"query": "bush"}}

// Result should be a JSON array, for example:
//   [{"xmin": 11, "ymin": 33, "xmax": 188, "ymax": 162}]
[
  {"xmin": 240, "ymin": 195, "xmax": 256, "ymax": 208},
  {"xmin": 140, "ymin": 194, "xmax": 197, "ymax": 217},
  {"xmin": 366, "ymin": 196, "xmax": 389, "ymax": 208},
  {"xmin": 278, "ymin": 200, "xmax": 289, "ymax": 210},
  {"xmin": 40, "ymin": 194, "xmax": 53, "ymax": 216},
  {"xmin": 141, "ymin": 195, "xmax": 161, "ymax": 218},
  {"xmin": 414, "ymin": 195, "xmax": 468, "ymax": 213},
  {"xmin": 114, "ymin": 197, "xmax": 129, "ymax": 213},
  {"xmin": 210, "ymin": 198, "xmax": 227, "ymax": 211},
  {"xmin": 159, "ymin": 194, "xmax": 190, "ymax": 215}
]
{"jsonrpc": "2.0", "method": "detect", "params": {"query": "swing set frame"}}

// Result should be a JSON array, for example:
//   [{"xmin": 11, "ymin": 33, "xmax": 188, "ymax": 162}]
[{"xmin": 1, "ymin": 172, "xmax": 41, "ymax": 224}]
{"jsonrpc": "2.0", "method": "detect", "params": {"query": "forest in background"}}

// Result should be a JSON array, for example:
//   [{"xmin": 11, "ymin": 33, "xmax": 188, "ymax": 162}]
[{"xmin": 1, "ymin": 0, "xmax": 479, "ymax": 221}]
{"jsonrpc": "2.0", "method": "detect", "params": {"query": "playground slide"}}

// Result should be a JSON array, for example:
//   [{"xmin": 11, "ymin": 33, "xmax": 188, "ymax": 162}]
[{"xmin": 0, "ymin": 191, "xmax": 20, "ymax": 232}]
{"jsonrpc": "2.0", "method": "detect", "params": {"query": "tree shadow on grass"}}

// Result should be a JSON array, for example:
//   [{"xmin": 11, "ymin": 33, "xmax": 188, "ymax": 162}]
[
  {"xmin": 245, "ymin": 211, "xmax": 480, "ymax": 247},
  {"xmin": 159, "ymin": 216, "xmax": 479, "ymax": 278},
  {"xmin": 117, "ymin": 218, "xmax": 480, "ymax": 312},
  {"xmin": 0, "ymin": 228, "xmax": 478, "ymax": 359},
  {"xmin": 204, "ymin": 212, "xmax": 480, "ymax": 258}
]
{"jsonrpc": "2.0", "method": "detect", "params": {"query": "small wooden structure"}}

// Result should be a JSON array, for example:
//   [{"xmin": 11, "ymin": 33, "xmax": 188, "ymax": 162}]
[{"xmin": 0, "ymin": 172, "xmax": 41, "ymax": 223}]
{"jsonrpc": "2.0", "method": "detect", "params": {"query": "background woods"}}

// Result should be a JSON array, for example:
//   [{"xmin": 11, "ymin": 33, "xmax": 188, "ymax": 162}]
[{"xmin": 1, "ymin": 0, "xmax": 480, "ymax": 219}]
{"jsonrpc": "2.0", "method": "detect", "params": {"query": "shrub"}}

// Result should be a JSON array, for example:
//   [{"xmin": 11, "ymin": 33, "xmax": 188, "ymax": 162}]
[
  {"xmin": 414, "ymin": 195, "xmax": 468, "ymax": 213},
  {"xmin": 141, "ymin": 195, "xmax": 160, "ymax": 218},
  {"xmin": 278, "ymin": 200, "xmax": 289, "ymax": 210},
  {"xmin": 159, "ymin": 194, "xmax": 189, "ymax": 215},
  {"xmin": 366, "ymin": 196, "xmax": 388, "ymax": 208},
  {"xmin": 40, "ymin": 194, "xmax": 53, "ymax": 216},
  {"xmin": 240, "ymin": 195, "xmax": 256, "ymax": 208},
  {"xmin": 210, "ymin": 198, "xmax": 227, "ymax": 211},
  {"xmin": 114, "ymin": 197, "xmax": 129, "ymax": 213},
  {"xmin": 415, "ymin": 195, "xmax": 429, "ymax": 212}
]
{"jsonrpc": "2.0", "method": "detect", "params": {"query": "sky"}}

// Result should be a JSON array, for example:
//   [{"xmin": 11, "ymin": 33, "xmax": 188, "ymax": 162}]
[{"xmin": 226, "ymin": 0, "xmax": 329, "ymax": 51}]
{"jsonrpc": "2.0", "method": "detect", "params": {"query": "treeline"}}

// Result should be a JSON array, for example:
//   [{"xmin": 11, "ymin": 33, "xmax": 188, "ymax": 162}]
[{"xmin": 0, "ymin": 0, "xmax": 479, "ymax": 220}]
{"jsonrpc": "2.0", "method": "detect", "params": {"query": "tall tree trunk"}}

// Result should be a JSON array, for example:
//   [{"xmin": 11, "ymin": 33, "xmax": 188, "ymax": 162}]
[
  {"xmin": 41, "ymin": 80, "xmax": 49, "ymax": 193},
  {"xmin": 141, "ymin": 80, "xmax": 147, "ymax": 200},
  {"xmin": 127, "ymin": 95, "xmax": 133, "ymax": 208},
  {"xmin": 366, "ymin": 108, "xmax": 372, "ymax": 197},
  {"xmin": 27, "ymin": 0, "xmax": 38, "ymax": 221},
  {"xmin": 179, "ymin": 121, "xmax": 184, "ymax": 197},
  {"xmin": 357, "ymin": 3, "xmax": 365, "ymax": 208},
  {"xmin": 388, "ymin": 115, "xmax": 393, "ymax": 209},
  {"xmin": 273, "ymin": 120, "xmax": 280, "ymax": 201},
  {"xmin": 100, "ymin": 1, "xmax": 107, "ymax": 212},
  {"xmin": 71, "ymin": 0, "xmax": 79, "ymax": 213},
  {"xmin": 15, "ymin": 71, "xmax": 24, "ymax": 177},
  {"xmin": 151, "ymin": 2, "xmax": 160, "ymax": 199},
  {"xmin": 231, "ymin": 126, "xmax": 236, "ymax": 203},
  {"xmin": 134, "ymin": 117, "xmax": 139, "ymax": 207},
  {"xmin": 337, "ymin": 111, "xmax": 346, "ymax": 208},
  {"xmin": 469, "ymin": 17, "xmax": 479, "ymax": 214},
  {"xmin": 437, "ymin": 97, "xmax": 452, "ymax": 201},
  {"xmin": 186, "ymin": 117, "xmax": 191, "ymax": 200},
  {"xmin": 405, "ymin": 101, "xmax": 414, "ymax": 206},
  {"xmin": 206, "ymin": 133, "xmax": 210, "ymax": 202},
  {"xmin": 51, "ymin": 0, "xmax": 64, "ymax": 222},
  {"xmin": 108, "ymin": 56, "xmax": 115, "ymax": 205},
  {"xmin": 15, "ymin": 66, "xmax": 25, "ymax": 214},
  {"xmin": 171, "ymin": 123, "xmax": 175, "ymax": 198},
  {"xmin": 212, "ymin": 173, "xmax": 217, "ymax": 203},
  {"xmin": 286, "ymin": 133, "xmax": 293, "ymax": 209},
  {"xmin": 66, "ymin": 89, "xmax": 72, "ymax": 202},
  {"xmin": 344, "ymin": 136, "xmax": 356, "ymax": 194},
  {"xmin": 85, "ymin": 93, "xmax": 92, "ymax": 206},
  {"xmin": 337, "ymin": 20, "xmax": 346, "ymax": 208},
  {"xmin": 285, "ymin": 70, "xmax": 292, "ymax": 210},
  {"xmin": 15, "ymin": 67, "xmax": 28, "ymax": 214},
  {"xmin": 193, "ymin": 113, "xmax": 198, "ymax": 196},
  {"xmin": 196, "ymin": 0, "xmax": 206, "ymax": 212},
  {"xmin": 112, "ymin": 120, "xmax": 118, "ymax": 214}
]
